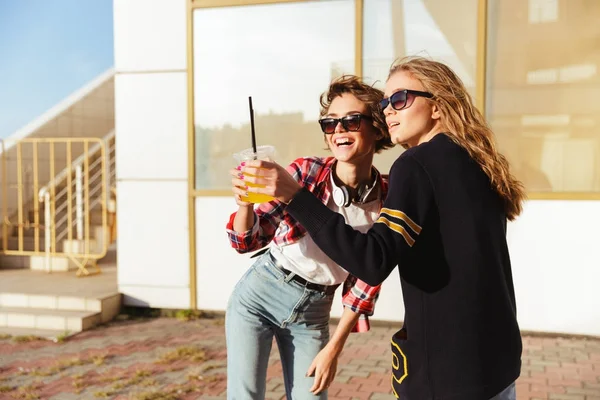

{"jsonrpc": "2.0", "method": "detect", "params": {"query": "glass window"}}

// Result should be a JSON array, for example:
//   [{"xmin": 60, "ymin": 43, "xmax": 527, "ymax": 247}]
[
  {"xmin": 487, "ymin": 0, "xmax": 600, "ymax": 192},
  {"xmin": 193, "ymin": 1, "xmax": 355, "ymax": 190},
  {"xmin": 363, "ymin": 0, "xmax": 479, "ymax": 173}
]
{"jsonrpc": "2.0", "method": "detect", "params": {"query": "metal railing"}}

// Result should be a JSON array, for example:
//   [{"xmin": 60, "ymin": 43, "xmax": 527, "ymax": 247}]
[{"xmin": 1, "ymin": 132, "xmax": 116, "ymax": 275}]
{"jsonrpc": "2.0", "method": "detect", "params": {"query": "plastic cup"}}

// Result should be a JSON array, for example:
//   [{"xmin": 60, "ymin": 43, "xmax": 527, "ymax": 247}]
[{"xmin": 233, "ymin": 145, "xmax": 276, "ymax": 203}]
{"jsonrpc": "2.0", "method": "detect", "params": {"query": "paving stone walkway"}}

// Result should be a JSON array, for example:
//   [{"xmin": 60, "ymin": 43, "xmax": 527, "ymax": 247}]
[{"xmin": 0, "ymin": 317, "xmax": 598, "ymax": 399}]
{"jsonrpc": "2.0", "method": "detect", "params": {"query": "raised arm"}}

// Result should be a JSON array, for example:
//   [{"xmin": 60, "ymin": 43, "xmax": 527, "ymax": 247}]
[{"xmin": 242, "ymin": 154, "xmax": 434, "ymax": 285}]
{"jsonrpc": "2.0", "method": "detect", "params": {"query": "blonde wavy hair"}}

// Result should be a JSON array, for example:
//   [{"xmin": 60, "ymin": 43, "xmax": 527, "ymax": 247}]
[{"xmin": 388, "ymin": 56, "xmax": 525, "ymax": 220}]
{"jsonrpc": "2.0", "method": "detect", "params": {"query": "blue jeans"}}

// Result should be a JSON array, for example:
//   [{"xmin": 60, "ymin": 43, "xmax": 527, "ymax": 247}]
[
  {"xmin": 226, "ymin": 253, "xmax": 335, "ymax": 400},
  {"xmin": 489, "ymin": 382, "xmax": 516, "ymax": 400}
]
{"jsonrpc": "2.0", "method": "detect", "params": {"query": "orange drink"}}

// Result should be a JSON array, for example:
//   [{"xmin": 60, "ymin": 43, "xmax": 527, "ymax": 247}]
[{"xmin": 233, "ymin": 145, "xmax": 276, "ymax": 204}]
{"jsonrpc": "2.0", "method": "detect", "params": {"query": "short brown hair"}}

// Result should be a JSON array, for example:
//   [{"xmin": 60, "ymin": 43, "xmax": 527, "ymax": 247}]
[{"xmin": 319, "ymin": 75, "xmax": 393, "ymax": 153}]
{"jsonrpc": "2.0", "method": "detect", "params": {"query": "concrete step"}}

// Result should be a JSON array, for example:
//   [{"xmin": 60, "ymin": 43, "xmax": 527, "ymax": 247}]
[
  {"xmin": 0, "ymin": 255, "xmax": 30, "ymax": 269},
  {"xmin": 0, "ymin": 255, "xmax": 76, "ymax": 271},
  {"xmin": 1, "ymin": 236, "xmax": 48, "ymax": 251},
  {"xmin": 0, "ymin": 306, "xmax": 101, "ymax": 332},
  {"xmin": 4, "ymin": 208, "xmax": 105, "ymax": 236},
  {"xmin": 1, "ymin": 226, "xmax": 106, "ymax": 254},
  {"xmin": 0, "ymin": 292, "xmax": 121, "ymax": 323}
]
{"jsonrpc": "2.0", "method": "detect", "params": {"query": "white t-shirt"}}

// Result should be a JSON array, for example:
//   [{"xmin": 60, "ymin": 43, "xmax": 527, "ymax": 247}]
[{"xmin": 270, "ymin": 175, "xmax": 381, "ymax": 285}]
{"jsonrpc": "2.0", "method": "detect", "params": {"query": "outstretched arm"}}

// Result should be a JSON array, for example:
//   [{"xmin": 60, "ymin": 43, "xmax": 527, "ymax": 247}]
[{"xmin": 242, "ymin": 154, "xmax": 434, "ymax": 285}]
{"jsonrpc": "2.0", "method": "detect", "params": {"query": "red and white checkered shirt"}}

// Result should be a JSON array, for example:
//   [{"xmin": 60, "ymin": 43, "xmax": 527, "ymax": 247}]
[{"xmin": 226, "ymin": 156, "xmax": 389, "ymax": 332}]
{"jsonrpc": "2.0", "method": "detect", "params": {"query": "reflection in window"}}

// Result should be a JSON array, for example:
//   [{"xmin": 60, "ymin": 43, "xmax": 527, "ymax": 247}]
[
  {"xmin": 528, "ymin": 0, "xmax": 558, "ymax": 24},
  {"xmin": 527, "ymin": 64, "xmax": 597, "ymax": 85},
  {"xmin": 193, "ymin": 1, "xmax": 354, "ymax": 190},
  {"xmin": 363, "ymin": 0, "xmax": 478, "ymax": 172},
  {"xmin": 487, "ymin": 0, "xmax": 600, "ymax": 192}
]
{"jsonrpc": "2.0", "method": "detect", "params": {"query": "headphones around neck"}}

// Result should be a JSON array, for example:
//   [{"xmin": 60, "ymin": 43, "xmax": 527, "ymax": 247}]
[{"xmin": 332, "ymin": 172, "xmax": 378, "ymax": 208}]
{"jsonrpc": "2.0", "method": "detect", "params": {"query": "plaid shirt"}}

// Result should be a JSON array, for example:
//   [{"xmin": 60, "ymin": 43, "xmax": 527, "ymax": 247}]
[{"xmin": 226, "ymin": 156, "xmax": 389, "ymax": 332}]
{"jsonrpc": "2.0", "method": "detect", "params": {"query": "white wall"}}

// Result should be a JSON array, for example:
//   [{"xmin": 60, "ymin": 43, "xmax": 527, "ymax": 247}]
[
  {"xmin": 196, "ymin": 198, "xmax": 600, "ymax": 336},
  {"xmin": 114, "ymin": 0, "xmax": 191, "ymax": 308},
  {"xmin": 507, "ymin": 200, "xmax": 600, "ymax": 337}
]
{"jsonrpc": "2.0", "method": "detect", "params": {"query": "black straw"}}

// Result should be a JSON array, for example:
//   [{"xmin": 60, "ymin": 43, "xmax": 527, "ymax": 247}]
[{"xmin": 249, "ymin": 96, "xmax": 257, "ymax": 157}]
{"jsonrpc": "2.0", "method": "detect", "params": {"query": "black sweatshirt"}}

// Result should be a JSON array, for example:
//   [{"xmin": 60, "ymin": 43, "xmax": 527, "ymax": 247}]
[{"xmin": 287, "ymin": 133, "xmax": 521, "ymax": 399}]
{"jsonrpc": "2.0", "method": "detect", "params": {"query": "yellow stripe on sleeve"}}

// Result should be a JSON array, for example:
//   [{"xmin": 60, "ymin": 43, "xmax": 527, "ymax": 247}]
[
  {"xmin": 376, "ymin": 217, "xmax": 416, "ymax": 247},
  {"xmin": 380, "ymin": 207, "xmax": 422, "ymax": 235}
]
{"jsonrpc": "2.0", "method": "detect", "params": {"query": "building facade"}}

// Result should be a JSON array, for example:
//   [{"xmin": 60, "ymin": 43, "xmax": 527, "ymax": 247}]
[{"xmin": 113, "ymin": 0, "xmax": 600, "ymax": 336}]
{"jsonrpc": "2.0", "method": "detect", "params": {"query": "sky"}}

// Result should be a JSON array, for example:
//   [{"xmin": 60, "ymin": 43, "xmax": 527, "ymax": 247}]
[{"xmin": 0, "ymin": 0, "xmax": 114, "ymax": 138}]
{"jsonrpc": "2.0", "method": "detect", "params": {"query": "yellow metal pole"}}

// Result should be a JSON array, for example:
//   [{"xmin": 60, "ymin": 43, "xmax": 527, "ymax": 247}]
[
  {"xmin": 1, "ymin": 139, "xmax": 7, "ymax": 252},
  {"xmin": 84, "ymin": 141, "xmax": 90, "ymax": 255},
  {"xmin": 476, "ymin": 0, "xmax": 488, "ymax": 113},
  {"xmin": 33, "ymin": 142, "xmax": 39, "ymax": 252},
  {"xmin": 100, "ymin": 140, "xmax": 108, "ymax": 258},
  {"xmin": 187, "ymin": 0, "xmax": 198, "ymax": 309},
  {"xmin": 16, "ymin": 142, "xmax": 23, "ymax": 251},
  {"xmin": 67, "ymin": 142, "xmax": 73, "ymax": 242},
  {"xmin": 355, "ymin": 0, "xmax": 363, "ymax": 77},
  {"xmin": 50, "ymin": 142, "xmax": 56, "ymax": 254}
]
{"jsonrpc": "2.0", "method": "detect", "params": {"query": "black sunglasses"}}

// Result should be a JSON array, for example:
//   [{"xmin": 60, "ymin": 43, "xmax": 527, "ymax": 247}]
[
  {"xmin": 379, "ymin": 89, "xmax": 433, "ymax": 111},
  {"xmin": 318, "ymin": 114, "xmax": 372, "ymax": 134}
]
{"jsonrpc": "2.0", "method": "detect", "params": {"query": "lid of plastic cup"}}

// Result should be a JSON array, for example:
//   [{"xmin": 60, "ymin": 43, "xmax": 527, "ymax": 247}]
[{"xmin": 237, "ymin": 145, "xmax": 275, "ymax": 160}]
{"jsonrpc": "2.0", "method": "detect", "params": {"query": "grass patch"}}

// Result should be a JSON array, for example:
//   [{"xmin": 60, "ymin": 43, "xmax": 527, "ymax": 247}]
[
  {"xmin": 72, "ymin": 373, "xmax": 90, "ymax": 390},
  {"xmin": 124, "ymin": 369, "xmax": 152, "ymax": 386},
  {"xmin": 98, "ymin": 374, "xmax": 121, "ymax": 384},
  {"xmin": 111, "ymin": 381, "xmax": 125, "ymax": 390},
  {"xmin": 28, "ymin": 356, "xmax": 91, "ymax": 377},
  {"xmin": 0, "ymin": 385, "xmax": 13, "ymax": 393},
  {"xmin": 0, "ymin": 334, "xmax": 11, "ymax": 340},
  {"xmin": 155, "ymin": 346, "xmax": 206, "ymax": 364},
  {"xmin": 140, "ymin": 378, "xmax": 158, "ymax": 387},
  {"xmin": 93, "ymin": 390, "xmax": 115, "ymax": 398},
  {"xmin": 91, "ymin": 354, "xmax": 111, "ymax": 366},
  {"xmin": 12, "ymin": 335, "xmax": 44, "ymax": 343},
  {"xmin": 131, "ymin": 391, "xmax": 178, "ymax": 400},
  {"xmin": 72, "ymin": 379, "xmax": 86, "ymax": 390},
  {"xmin": 110, "ymin": 369, "xmax": 154, "ymax": 391},
  {"xmin": 11, "ymin": 382, "xmax": 42, "ymax": 399},
  {"xmin": 15, "ymin": 393, "xmax": 39, "ymax": 400},
  {"xmin": 186, "ymin": 367, "xmax": 203, "ymax": 381},
  {"xmin": 29, "ymin": 369, "xmax": 54, "ymax": 377},
  {"xmin": 174, "ymin": 309, "xmax": 204, "ymax": 321},
  {"xmin": 130, "ymin": 384, "xmax": 196, "ymax": 400},
  {"xmin": 54, "ymin": 331, "xmax": 70, "ymax": 343},
  {"xmin": 186, "ymin": 363, "xmax": 225, "ymax": 382},
  {"xmin": 135, "ymin": 370, "xmax": 152, "ymax": 378}
]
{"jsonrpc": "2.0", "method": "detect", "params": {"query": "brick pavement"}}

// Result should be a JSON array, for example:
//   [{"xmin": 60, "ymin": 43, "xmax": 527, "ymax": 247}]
[{"xmin": 0, "ymin": 317, "xmax": 598, "ymax": 399}]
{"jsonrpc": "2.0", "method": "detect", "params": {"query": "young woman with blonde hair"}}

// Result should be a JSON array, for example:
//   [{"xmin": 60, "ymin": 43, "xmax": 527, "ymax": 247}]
[{"xmin": 241, "ymin": 56, "xmax": 526, "ymax": 400}]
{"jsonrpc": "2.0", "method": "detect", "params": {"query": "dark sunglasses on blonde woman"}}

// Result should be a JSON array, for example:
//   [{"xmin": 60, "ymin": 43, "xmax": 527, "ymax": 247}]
[{"xmin": 379, "ymin": 89, "xmax": 433, "ymax": 111}]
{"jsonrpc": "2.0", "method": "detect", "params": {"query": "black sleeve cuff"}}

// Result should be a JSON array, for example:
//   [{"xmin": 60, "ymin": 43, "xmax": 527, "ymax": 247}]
[{"xmin": 286, "ymin": 187, "xmax": 335, "ymax": 235}]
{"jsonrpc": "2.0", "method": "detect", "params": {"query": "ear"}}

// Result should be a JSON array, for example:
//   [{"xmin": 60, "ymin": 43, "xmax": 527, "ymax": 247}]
[{"xmin": 431, "ymin": 103, "xmax": 441, "ymax": 120}]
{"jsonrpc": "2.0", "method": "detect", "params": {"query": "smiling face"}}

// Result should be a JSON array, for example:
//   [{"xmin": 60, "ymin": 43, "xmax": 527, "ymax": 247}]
[
  {"xmin": 383, "ymin": 70, "xmax": 441, "ymax": 148},
  {"xmin": 324, "ymin": 93, "xmax": 380, "ymax": 166}
]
